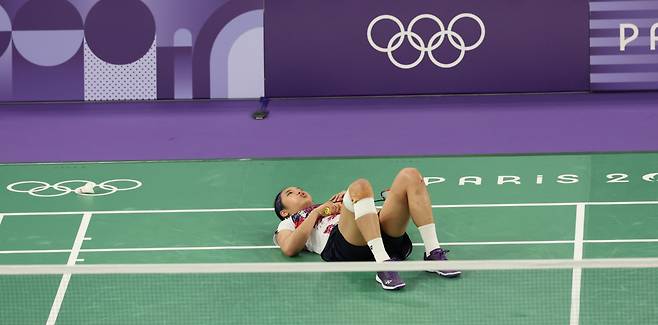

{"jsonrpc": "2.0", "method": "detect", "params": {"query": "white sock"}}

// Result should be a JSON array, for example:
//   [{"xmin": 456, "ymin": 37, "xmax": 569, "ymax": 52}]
[
  {"xmin": 367, "ymin": 238, "xmax": 391, "ymax": 262},
  {"xmin": 418, "ymin": 223, "xmax": 441, "ymax": 255}
]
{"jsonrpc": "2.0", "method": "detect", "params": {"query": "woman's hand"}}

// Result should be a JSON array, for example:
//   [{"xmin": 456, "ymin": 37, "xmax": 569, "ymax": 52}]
[
  {"xmin": 314, "ymin": 201, "xmax": 341, "ymax": 217},
  {"xmin": 329, "ymin": 191, "xmax": 346, "ymax": 203}
]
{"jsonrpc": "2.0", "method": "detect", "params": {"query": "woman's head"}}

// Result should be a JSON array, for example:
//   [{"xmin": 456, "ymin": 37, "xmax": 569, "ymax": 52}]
[{"xmin": 273, "ymin": 186, "xmax": 313, "ymax": 220}]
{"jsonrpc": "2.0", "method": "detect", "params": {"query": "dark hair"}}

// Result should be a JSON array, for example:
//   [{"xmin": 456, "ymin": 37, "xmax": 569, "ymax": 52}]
[{"xmin": 273, "ymin": 191, "xmax": 286, "ymax": 220}]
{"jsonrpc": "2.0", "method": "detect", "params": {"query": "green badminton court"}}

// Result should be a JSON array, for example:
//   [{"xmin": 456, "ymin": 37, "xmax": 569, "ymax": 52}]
[{"xmin": 1, "ymin": 152, "xmax": 657, "ymax": 324}]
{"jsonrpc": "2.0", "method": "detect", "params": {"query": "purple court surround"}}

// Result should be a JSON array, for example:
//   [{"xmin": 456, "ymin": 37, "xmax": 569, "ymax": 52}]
[
  {"xmin": 1, "ymin": 92, "xmax": 657, "ymax": 163},
  {"xmin": 265, "ymin": 0, "xmax": 589, "ymax": 97}
]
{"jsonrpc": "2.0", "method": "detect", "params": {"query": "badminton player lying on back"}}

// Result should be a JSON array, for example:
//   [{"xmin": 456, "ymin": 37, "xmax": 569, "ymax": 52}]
[{"xmin": 272, "ymin": 167, "xmax": 460, "ymax": 290}]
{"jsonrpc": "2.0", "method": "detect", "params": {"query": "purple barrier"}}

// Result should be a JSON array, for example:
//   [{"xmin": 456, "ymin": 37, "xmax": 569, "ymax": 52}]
[
  {"xmin": 589, "ymin": 0, "xmax": 658, "ymax": 91},
  {"xmin": 0, "ymin": 0, "xmax": 264, "ymax": 102},
  {"xmin": 265, "ymin": 0, "xmax": 590, "ymax": 97},
  {"xmin": 2, "ymin": 92, "xmax": 658, "ymax": 163}
]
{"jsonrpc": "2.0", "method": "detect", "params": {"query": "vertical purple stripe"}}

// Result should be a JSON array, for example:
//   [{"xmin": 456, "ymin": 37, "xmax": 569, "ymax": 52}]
[
  {"xmin": 157, "ymin": 47, "xmax": 175, "ymax": 100},
  {"xmin": 0, "ymin": 39, "xmax": 11, "ymax": 100},
  {"xmin": 174, "ymin": 47, "xmax": 193, "ymax": 99}
]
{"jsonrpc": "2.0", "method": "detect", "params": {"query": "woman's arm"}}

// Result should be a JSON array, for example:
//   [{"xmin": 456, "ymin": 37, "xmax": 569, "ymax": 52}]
[
  {"xmin": 276, "ymin": 210, "xmax": 321, "ymax": 256},
  {"xmin": 276, "ymin": 202, "xmax": 340, "ymax": 256}
]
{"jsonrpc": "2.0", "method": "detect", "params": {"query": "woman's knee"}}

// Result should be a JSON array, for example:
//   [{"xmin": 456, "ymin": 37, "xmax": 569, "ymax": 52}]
[
  {"xmin": 398, "ymin": 167, "xmax": 423, "ymax": 184},
  {"xmin": 348, "ymin": 178, "xmax": 374, "ymax": 200}
]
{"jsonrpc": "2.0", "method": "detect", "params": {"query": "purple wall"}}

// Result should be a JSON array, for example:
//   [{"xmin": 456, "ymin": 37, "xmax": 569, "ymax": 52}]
[
  {"xmin": 589, "ymin": 0, "xmax": 658, "ymax": 90},
  {"xmin": 4, "ymin": 0, "xmax": 658, "ymax": 103},
  {"xmin": 265, "ymin": 0, "xmax": 590, "ymax": 97},
  {"xmin": 0, "ymin": 0, "xmax": 265, "ymax": 102},
  {"xmin": 1, "ymin": 92, "xmax": 657, "ymax": 163}
]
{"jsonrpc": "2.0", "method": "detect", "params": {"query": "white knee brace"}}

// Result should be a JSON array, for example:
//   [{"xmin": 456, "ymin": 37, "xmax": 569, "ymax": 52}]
[
  {"xmin": 342, "ymin": 189, "xmax": 354, "ymax": 211},
  {"xmin": 342, "ymin": 190, "xmax": 377, "ymax": 220}
]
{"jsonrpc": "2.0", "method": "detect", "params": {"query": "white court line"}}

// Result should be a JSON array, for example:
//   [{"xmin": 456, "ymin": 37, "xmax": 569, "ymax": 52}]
[
  {"xmin": 0, "ymin": 214, "xmax": 3, "ymax": 225},
  {"xmin": 82, "ymin": 245, "xmax": 280, "ymax": 253},
  {"xmin": 586, "ymin": 238, "xmax": 658, "ymax": 243},
  {"xmin": 2, "ymin": 208, "xmax": 273, "ymax": 216},
  {"xmin": 570, "ymin": 204, "xmax": 586, "ymax": 325},
  {"xmin": 7, "ymin": 238, "xmax": 658, "ymax": 255},
  {"xmin": 76, "ymin": 240, "xmax": 575, "ymax": 253},
  {"xmin": 0, "ymin": 240, "xmax": 573, "ymax": 255},
  {"xmin": 0, "ymin": 249, "xmax": 71, "ymax": 254},
  {"xmin": 46, "ymin": 212, "xmax": 92, "ymax": 325},
  {"xmin": 3, "ymin": 238, "xmax": 658, "ymax": 255},
  {"xmin": 2, "ymin": 200, "xmax": 658, "ymax": 217},
  {"xmin": 435, "ymin": 201, "xmax": 658, "ymax": 208},
  {"xmin": 5, "ymin": 237, "xmax": 658, "ymax": 256}
]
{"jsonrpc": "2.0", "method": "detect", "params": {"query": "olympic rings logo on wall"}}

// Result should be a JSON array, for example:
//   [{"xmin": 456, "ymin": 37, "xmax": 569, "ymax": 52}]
[
  {"xmin": 6, "ymin": 179, "xmax": 142, "ymax": 197},
  {"xmin": 367, "ymin": 13, "xmax": 486, "ymax": 69}
]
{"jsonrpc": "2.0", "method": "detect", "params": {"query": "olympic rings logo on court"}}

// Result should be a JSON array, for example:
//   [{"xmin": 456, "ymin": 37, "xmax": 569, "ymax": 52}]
[
  {"xmin": 367, "ymin": 13, "xmax": 486, "ymax": 69},
  {"xmin": 6, "ymin": 179, "xmax": 142, "ymax": 197}
]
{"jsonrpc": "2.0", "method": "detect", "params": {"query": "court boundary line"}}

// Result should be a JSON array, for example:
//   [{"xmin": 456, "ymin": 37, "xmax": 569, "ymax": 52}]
[
  {"xmin": 2, "ymin": 200, "xmax": 658, "ymax": 217},
  {"xmin": 0, "ymin": 214, "xmax": 3, "ymax": 225},
  {"xmin": 3, "ymin": 238, "xmax": 658, "ymax": 255},
  {"xmin": 569, "ymin": 204, "xmax": 586, "ymax": 325},
  {"xmin": 46, "ymin": 212, "xmax": 91, "ymax": 325},
  {"xmin": 0, "ymin": 240, "xmax": 573, "ymax": 255}
]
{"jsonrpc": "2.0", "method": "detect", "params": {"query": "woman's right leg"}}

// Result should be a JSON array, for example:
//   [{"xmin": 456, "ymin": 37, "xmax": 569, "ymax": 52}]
[
  {"xmin": 332, "ymin": 179, "xmax": 405, "ymax": 290},
  {"xmin": 337, "ymin": 178, "xmax": 380, "ymax": 247}
]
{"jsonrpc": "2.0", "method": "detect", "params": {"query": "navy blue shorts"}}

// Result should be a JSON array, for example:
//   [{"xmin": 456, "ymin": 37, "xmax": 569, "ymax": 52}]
[{"xmin": 320, "ymin": 226, "xmax": 413, "ymax": 262}]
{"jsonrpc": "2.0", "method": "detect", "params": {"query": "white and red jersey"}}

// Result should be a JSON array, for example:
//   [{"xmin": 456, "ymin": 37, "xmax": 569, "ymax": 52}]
[{"xmin": 273, "ymin": 205, "xmax": 339, "ymax": 254}]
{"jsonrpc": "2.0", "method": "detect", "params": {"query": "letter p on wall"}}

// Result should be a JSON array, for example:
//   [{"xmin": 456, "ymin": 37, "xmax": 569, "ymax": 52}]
[
  {"xmin": 618, "ymin": 22, "xmax": 658, "ymax": 51},
  {"xmin": 619, "ymin": 23, "xmax": 639, "ymax": 51}
]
